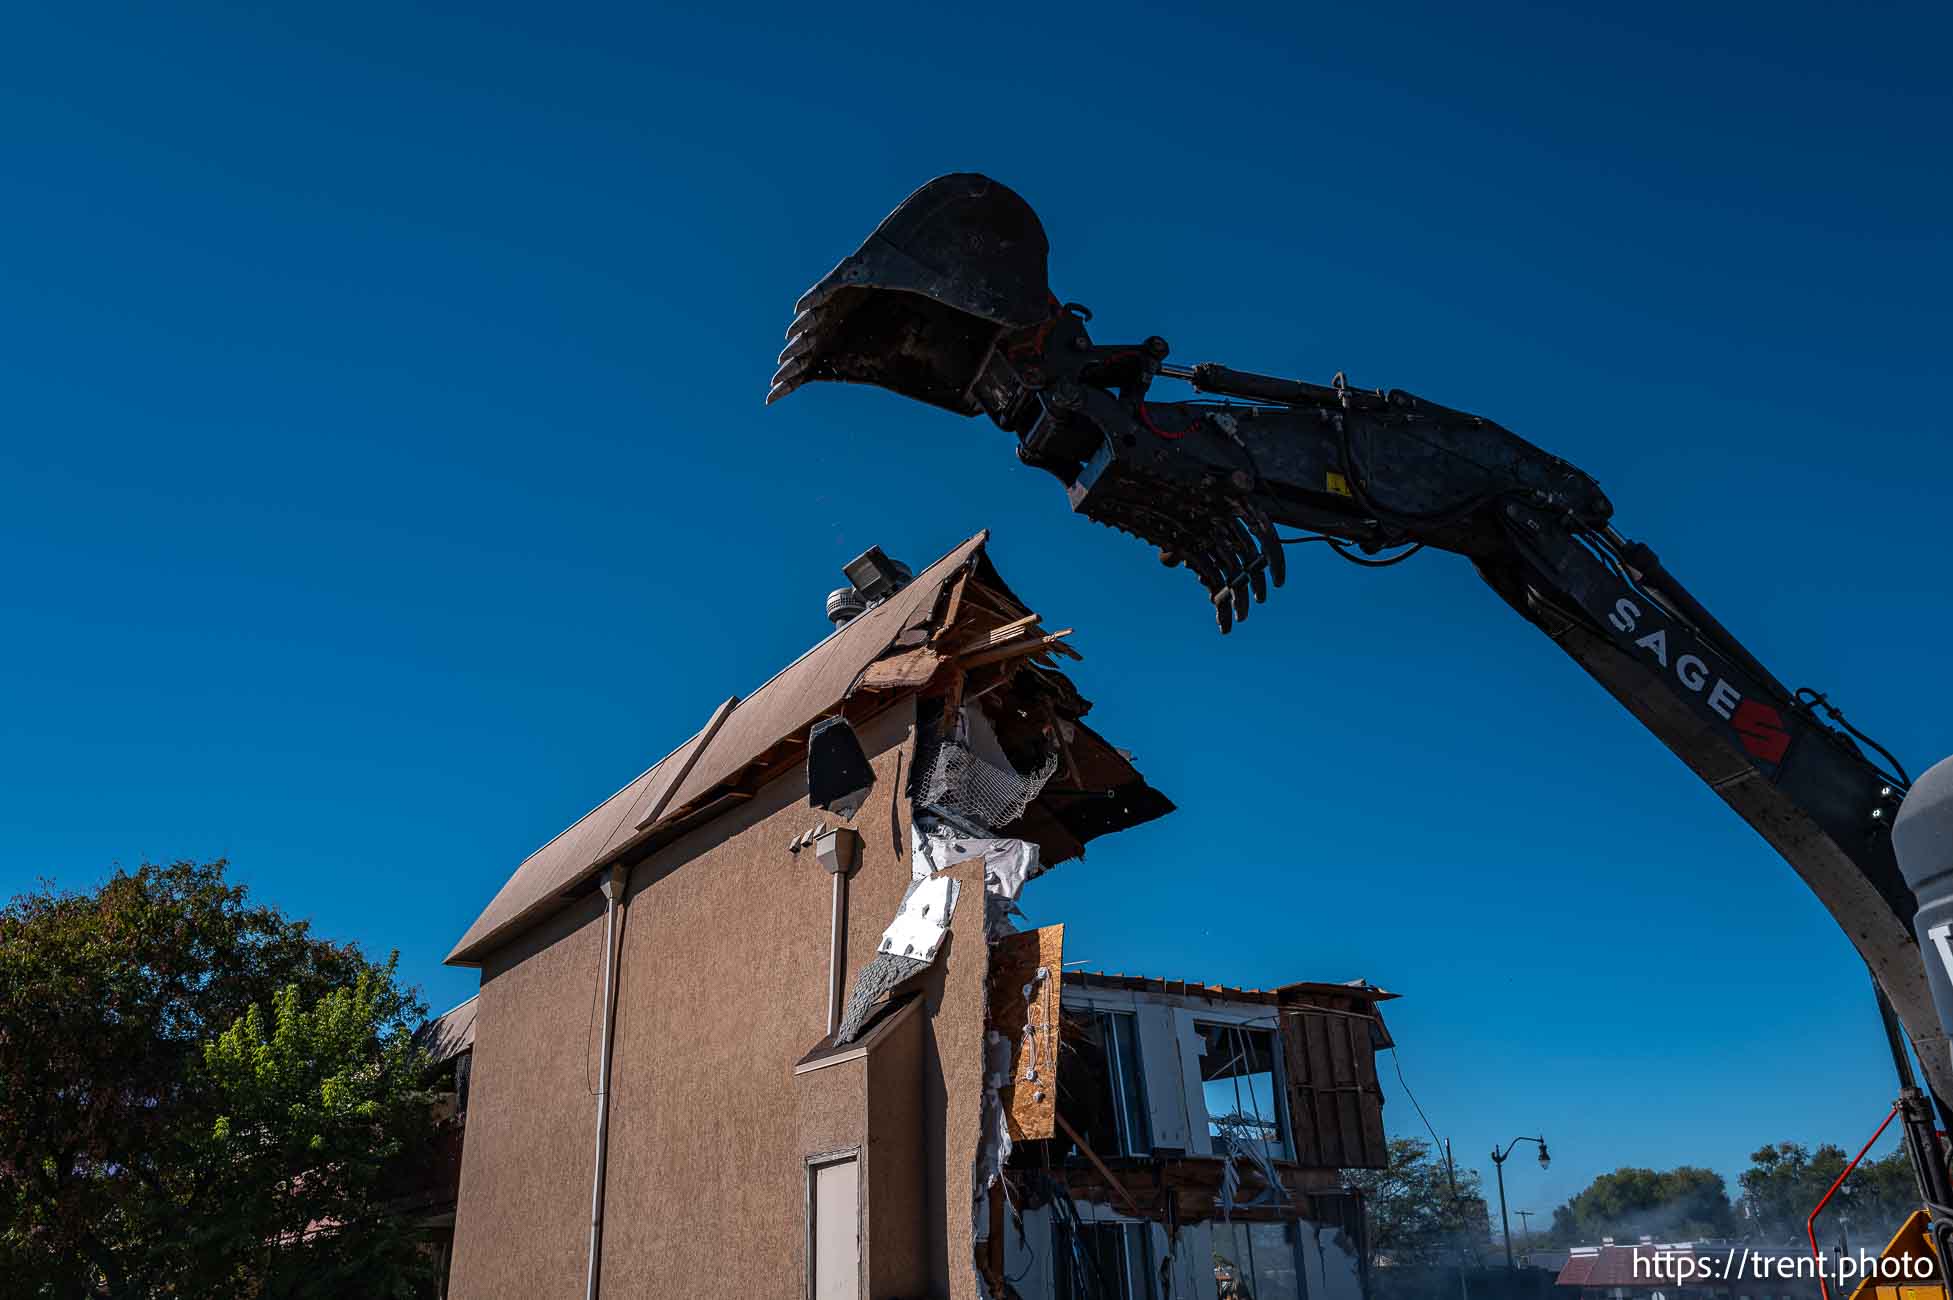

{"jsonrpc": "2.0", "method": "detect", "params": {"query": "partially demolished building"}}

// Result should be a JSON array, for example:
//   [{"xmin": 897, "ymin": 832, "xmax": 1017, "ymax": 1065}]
[{"xmin": 442, "ymin": 532, "xmax": 1394, "ymax": 1299}]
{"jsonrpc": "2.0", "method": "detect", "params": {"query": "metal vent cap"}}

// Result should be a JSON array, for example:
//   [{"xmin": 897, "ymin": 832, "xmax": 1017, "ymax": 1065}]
[{"xmin": 826, "ymin": 586, "xmax": 868, "ymax": 625}]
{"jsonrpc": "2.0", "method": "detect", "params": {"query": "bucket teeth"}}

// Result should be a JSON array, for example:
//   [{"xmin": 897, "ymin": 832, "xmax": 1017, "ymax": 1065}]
[
  {"xmin": 765, "ymin": 358, "xmax": 810, "ymax": 406},
  {"xmin": 1242, "ymin": 503, "xmax": 1285, "ymax": 590},
  {"xmin": 769, "ymin": 306, "xmax": 829, "ymax": 402},
  {"xmin": 765, "ymin": 175, "xmax": 1053, "ymax": 413},
  {"xmin": 1084, "ymin": 492, "xmax": 1290, "ymax": 635},
  {"xmin": 1230, "ymin": 518, "xmax": 1269, "ymax": 606},
  {"xmin": 777, "ymin": 331, "xmax": 818, "ymax": 367},
  {"xmin": 784, "ymin": 307, "xmax": 820, "ymax": 342}
]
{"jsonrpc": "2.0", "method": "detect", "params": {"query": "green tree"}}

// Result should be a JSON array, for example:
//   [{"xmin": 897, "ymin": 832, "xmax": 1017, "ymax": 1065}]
[
  {"xmin": 0, "ymin": 860, "xmax": 438, "ymax": 1297},
  {"xmin": 1549, "ymin": 1166, "xmax": 1736, "ymax": 1244},
  {"xmin": 1741, "ymin": 1142, "xmax": 1922, "ymax": 1249},
  {"xmin": 1344, "ymin": 1137, "xmax": 1494, "ymax": 1271}
]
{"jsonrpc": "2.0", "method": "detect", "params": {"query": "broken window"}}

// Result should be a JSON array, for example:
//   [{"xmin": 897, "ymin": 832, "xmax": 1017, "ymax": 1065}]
[
  {"xmin": 1052, "ymin": 1220, "xmax": 1156, "ymax": 1300},
  {"xmin": 1211, "ymin": 1221, "xmax": 1304, "ymax": 1300},
  {"xmin": 1060, "ymin": 1009, "xmax": 1151, "ymax": 1158},
  {"xmin": 1198, "ymin": 1023, "xmax": 1291, "ymax": 1162}
]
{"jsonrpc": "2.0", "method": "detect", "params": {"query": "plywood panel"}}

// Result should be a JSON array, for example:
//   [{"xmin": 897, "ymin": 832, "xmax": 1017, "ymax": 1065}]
[
  {"xmin": 1282, "ymin": 1017, "xmax": 1320, "ymax": 1167},
  {"xmin": 988, "ymin": 925, "xmax": 1063, "ymax": 1141},
  {"xmin": 1305, "ymin": 1013, "xmax": 1341, "ymax": 1166},
  {"xmin": 1282, "ymin": 1009, "xmax": 1388, "ymax": 1171}
]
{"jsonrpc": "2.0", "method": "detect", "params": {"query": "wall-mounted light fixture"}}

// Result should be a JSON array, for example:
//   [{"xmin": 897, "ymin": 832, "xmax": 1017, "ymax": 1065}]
[{"xmin": 841, "ymin": 546, "xmax": 910, "ymax": 602}]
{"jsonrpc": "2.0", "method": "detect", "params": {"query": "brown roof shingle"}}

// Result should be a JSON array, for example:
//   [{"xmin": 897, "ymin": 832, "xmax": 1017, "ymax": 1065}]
[{"xmin": 446, "ymin": 531, "xmax": 989, "ymax": 965}]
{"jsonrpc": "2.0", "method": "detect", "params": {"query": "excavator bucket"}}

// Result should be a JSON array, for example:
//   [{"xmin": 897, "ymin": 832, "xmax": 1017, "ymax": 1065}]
[{"xmin": 767, "ymin": 173, "xmax": 1053, "ymax": 415}]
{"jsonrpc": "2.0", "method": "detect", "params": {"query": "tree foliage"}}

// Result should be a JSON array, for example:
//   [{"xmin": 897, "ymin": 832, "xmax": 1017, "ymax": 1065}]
[
  {"xmin": 1741, "ymin": 1142, "xmax": 1918, "ymax": 1249},
  {"xmin": 1344, "ymin": 1137, "xmax": 1494, "ymax": 1270},
  {"xmin": 0, "ymin": 860, "xmax": 439, "ymax": 1297},
  {"xmin": 1549, "ymin": 1166, "xmax": 1737, "ymax": 1244}
]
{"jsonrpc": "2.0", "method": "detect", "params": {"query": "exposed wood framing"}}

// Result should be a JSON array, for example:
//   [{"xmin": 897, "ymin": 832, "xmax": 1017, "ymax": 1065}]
[
  {"xmin": 1023, "ymin": 1151, "xmax": 1345, "ymax": 1225},
  {"xmin": 950, "ymin": 611, "xmax": 1040, "ymax": 650},
  {"xmin": 958, "ymin": 578, "xmax": 1028, "ymax": 622},
  {"xmin": 939, "ymin": 665, "xmax": 966, "ymax": 735},
  {"xmin": 938, "ymin": 567, "xmax": 969, "ymax": 634},
  {"xmin": 858, "ymin": 646, "xmax": 945, "ymax": 691},
  {"xmin": 1281, "ymin": 1007, "xmax": 1388, "ymax": 1169},
  {"xmin": 958, "ymin": 629, "xmax": 1076, "ymax": 669},
  {"xmin": 1053, "ymin": 1112, "xmax": 1148, "ymax": 1221}
]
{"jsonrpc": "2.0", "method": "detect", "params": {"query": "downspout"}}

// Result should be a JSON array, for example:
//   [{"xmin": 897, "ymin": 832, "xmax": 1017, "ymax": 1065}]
[
  {"xmin": 827, "ymin": 868, "xmax": 849, "ymax": 1036},
  {"xmin": 583, "ymin": 694, "xmax": 737, "ymax": 1300},
  {"xmin": 814, "ymin": 827, "xmax": 863, "ymax": 1037},
  {"xmin": 586, "ymin": 862, "xmax": 629, "ymax": 1300}
]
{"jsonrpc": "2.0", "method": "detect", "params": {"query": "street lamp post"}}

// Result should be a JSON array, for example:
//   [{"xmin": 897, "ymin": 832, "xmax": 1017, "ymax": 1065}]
[{"xmin": 1490, "ymin": 1136, "xmax": 1551, "ymax": 1271}]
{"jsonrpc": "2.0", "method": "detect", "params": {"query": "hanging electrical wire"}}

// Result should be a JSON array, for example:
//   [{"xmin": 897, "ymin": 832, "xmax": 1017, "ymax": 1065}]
[{"xmin": 1388, "ymin": 1045, "xmax": 1446, "ymax": 1158}]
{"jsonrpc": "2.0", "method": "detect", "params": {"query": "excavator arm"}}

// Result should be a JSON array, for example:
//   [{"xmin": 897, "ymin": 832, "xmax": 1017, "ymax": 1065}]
[{"xmin": 766, "ymin": 173, "xmax": 1943, "ymax": 1128}]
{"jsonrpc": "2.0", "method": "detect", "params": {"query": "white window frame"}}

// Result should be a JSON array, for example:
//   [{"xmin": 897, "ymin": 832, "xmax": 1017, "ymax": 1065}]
[
  {"xmin": 1062, "ymin": 986, "xmax": 1290, "ymax": 1160},
  {"xmin": 1185, "ymin": 1010, "xmax": 1294, "ymax": 1161}
]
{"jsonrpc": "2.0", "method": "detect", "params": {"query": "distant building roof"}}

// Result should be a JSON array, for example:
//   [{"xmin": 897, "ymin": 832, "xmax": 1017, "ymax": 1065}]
[
  {"xmin": 1557, "ymin": 1251, "xmax": 1598, "ymax": 1286},
  {"xmin": 1557, "ymin": 1245, "xmax": 1692, "ymax": 1289},
  {"xmin": 415, "ymin": 995, "xmax": 478, "ymax": 1064},
  {"xmin": 1556, "ymin": 1243, "xmax": 1816, "ymax": 1293}
]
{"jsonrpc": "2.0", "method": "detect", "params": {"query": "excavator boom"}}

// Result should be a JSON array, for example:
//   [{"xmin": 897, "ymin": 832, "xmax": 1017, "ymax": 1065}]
[{"xmin": 768, "ymin": 173, "xmax": 1941, "ymax": 1123}]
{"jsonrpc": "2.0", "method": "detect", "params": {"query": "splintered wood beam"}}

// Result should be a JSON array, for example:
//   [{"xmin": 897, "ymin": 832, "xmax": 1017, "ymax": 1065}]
[
  {"xmin": 949, "ymin": 612, "xmax": 1040, "ymax": 650},
  {"xmin": 1054, "ymin": 1111, "xmax": 1149, "ymax": 1222},
  {"xmin": 937, "ymin": 569, "xmax": 969, "ymax": 635},
  {"xmin": 957, "ymin": 629, "xmax": 1075, "ymax": 669},
  {"xmin": 858, "ymin": 646, "xmax": 945, "ymax": 691},
  {"xmin": 940, "ymin": 665, "xmax": 966, "ymax": 733}
]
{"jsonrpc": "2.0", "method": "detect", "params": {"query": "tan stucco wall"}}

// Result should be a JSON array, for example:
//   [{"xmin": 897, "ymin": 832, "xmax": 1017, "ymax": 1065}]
[
  {"xmin": 917, "ymin": 854, "xmax": 988, "ymax": 1300},
  {"xmin": 446, "ymin": 890, "xmax": 606, "ymax": 1298},
  {"xmin": 449, "ymin": 698, "xmax": 990, "ymax": 1298}
]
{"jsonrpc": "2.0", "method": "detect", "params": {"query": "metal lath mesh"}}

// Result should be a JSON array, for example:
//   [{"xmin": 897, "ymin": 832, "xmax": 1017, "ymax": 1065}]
[
  {"xmin": 834, "ymin": 952, "xmax": 927, "ymax": 1045},
  {"xmin": 914, "ymin": 729, "xmax": 1058, "ymax": 831}
]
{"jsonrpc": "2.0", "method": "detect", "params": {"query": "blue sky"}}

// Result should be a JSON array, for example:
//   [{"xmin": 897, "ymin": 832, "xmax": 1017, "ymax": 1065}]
[{"xmin": 3, "ymin": 2, "xmax": 1947, "ymax": 1223}]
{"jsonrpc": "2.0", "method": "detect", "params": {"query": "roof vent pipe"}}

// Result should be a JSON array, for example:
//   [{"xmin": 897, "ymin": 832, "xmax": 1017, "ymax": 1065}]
[{"xmin": 826, "ymin": 586, "xmax": 867, "ymax": 625}]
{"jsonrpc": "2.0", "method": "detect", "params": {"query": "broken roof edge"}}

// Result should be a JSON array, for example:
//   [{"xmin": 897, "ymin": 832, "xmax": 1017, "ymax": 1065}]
[
  {"xmin": 1063, "ymin": 971, "xmax": 1400, "ymax": 1005},
  {"xmin": 444, "ymin": 531, "xmax": 991, "ymax": 968}
]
